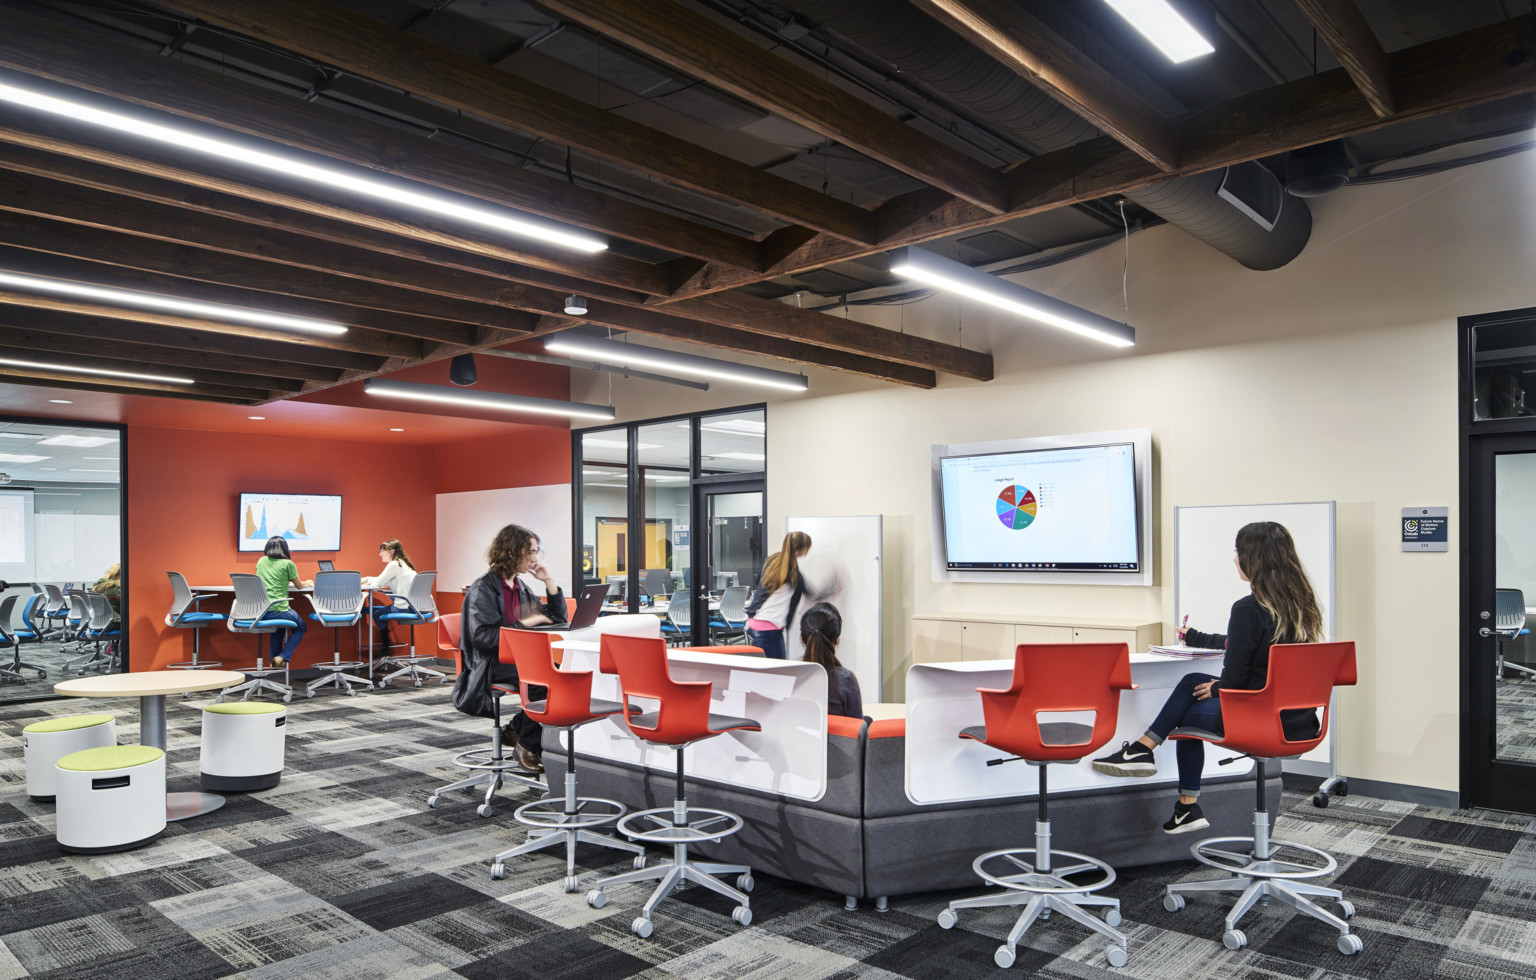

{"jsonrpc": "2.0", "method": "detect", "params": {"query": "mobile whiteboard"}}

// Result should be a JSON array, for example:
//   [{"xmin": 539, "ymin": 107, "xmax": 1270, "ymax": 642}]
[
  {"xmin": 787, "ymin": 515, "xmax": 883, "ymax": 703},
  {"xmin": 1175, "ymin": 501, "xmax": 1336, "ymax": 776}
]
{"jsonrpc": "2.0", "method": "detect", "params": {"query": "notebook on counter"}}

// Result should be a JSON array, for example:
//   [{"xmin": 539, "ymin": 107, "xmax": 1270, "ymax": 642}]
[{"xmin": 1147, "ymin": 644, "xmax": 1225, "ymax": 658}]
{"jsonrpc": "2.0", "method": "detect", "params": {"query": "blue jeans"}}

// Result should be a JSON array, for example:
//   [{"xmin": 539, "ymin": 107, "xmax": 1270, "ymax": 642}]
[
  {"xmin": 1144, "ymin": 672, "xmax": 1223, "ymax": 798},
  {"xmin": 261, "ymin": 610, "xmax": 306, "ymax": 663},
  {"xmin": 747, "ymin": 627, "xmax": 786, "ymax": 660}
]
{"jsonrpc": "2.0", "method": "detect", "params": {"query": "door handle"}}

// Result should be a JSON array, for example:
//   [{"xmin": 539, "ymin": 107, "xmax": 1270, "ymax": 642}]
[{"xmin": 1480, "ymin": 627, "xmax": 1493, "ymax": 638}]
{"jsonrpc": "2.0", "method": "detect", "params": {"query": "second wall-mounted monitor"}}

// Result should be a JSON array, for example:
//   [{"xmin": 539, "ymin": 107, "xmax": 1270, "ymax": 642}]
[{"xmin": 239, "ymin": 492, "xmax": 342, "ymax": 552}]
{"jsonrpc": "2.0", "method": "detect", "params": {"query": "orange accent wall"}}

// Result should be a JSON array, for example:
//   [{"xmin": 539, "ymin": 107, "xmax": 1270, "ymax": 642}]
[{"xmin": 126, "ymin": 424, "xmax": 437, "ymax": 671}]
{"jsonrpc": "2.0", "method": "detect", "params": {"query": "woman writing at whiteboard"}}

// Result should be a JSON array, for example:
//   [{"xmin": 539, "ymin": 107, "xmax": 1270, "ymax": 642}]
[
  {"xmin": 745, "ymin": 531, "xmax": 815, "ymax": 660},
  {"xmin": 1092, "ymin": 522, "xmax": 1323, "ymax": 834}
]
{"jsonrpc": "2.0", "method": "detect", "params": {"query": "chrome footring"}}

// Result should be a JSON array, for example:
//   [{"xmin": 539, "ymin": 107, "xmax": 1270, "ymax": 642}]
[
  {"xmin": 451, "ymin": 748, "xmax": 542, "ymax": 775},
  {"xmin": 514, "ymin": 796, "xmax": 626, "ymax": 831},
  {"xmin": 1189, "ymin": 837, "xmax": 1338, "ymax": 881},
  {"xmin": 617, "ymin": 806, "xmax": 744, "ymax": 844},
  {"xmin": 973, "ymin": 848, "xmax": 1117, "ymax": 896},
  {"xmin": 167, "ymin": 661, "xmax": 222, "ymax": 670}
]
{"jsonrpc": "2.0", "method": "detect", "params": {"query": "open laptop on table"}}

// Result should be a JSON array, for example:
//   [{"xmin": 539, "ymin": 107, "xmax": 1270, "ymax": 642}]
[
  {"xmin": 518, "ymin": 583, "xmax": 608, "ymax": 631},
  {"xmin": 317, "ymin": 560, "xmax": 335, "ymax": 572}
]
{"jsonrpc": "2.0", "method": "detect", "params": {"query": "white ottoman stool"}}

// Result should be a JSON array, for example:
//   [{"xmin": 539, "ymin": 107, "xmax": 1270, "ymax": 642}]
[
  {"xmin": 23, "ymin": 714, "xmax": 117, "ymax": 800},
  {"xmin": 55, "ymin": 745, "xmax": 166, "ymax": 853},
  {"xmin": 200, "ymin": 702, "xmax": 287, "ymax": 792}
]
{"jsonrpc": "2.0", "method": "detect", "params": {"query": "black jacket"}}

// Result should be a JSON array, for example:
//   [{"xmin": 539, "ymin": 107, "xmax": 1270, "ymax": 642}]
[
  {"xmin": 450, "ymin": 570, "xmax": 566, "ymax": 719},
  {"xmin": 1186, "ymin": 595, "xmax": 1320, "ymax": 743}
]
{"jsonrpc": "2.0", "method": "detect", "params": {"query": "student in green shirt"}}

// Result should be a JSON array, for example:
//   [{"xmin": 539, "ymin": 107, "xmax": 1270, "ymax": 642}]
[{"xmin": 255, "ymin": 536, "xmax": 313, "ymax": 664}]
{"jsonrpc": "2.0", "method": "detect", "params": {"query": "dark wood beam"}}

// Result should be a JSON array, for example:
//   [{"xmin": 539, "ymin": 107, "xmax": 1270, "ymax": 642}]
[
  {"xmin": 0, "ymin": 344, "xmax": 278, "ymax": 400},
  {"xmin": 1294, "ymin": 0, "xmax": 1394, "ymax": 116},
  {"xmin": 907, "ymin": 0, "xmax": 1177, "ymax": 170},
  {"xmin": 0, "ymin": 5, "xmax": 767, "ymax": 270},
  {"xmin": 0, "ymin": 372, "xmax": 256, "ymax": 405},
  {"xmin": 158, "ymin": 0, "xmax": 880, "ymax": 243},
  {"xmin": 0, "ymin": 329, "xmax": 307, "ymax": 392},
  {"xmin": 667, "ymin": 13, "xmax": 1536, "ymax": 298},
  {"xmin": 539, "ymin": 0, "xmax": 1008, "ymax": 213},
  {"xmin": 0, "ymin": 363, "xmax": 269, "ymax": 402}
]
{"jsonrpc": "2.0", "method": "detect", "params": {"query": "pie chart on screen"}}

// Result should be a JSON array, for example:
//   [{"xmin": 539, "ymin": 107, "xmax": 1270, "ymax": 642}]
[{"xmin": 996, "ymin": 485, "xmax": 1038, "ymax": 530}]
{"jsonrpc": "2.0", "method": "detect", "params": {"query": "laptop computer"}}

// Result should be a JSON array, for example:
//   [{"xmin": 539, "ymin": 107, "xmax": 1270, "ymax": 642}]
[
  {"xmin": 519, "ymin": 583, "xmax": 609, "ymax": 631},
  {"xmin": 317, "ymin": 560, "xmax": 335, "ymax": 572}
]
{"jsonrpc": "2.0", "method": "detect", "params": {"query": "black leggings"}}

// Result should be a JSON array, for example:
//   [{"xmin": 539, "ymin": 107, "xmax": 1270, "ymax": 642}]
[{"xmin": 490, "ymin": 663, "xmax": 547, "ymax": 753}]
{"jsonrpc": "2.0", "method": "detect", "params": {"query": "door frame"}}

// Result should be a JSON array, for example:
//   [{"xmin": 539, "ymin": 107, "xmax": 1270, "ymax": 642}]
[{"xmin": 691, "ymin": 475, "xmax": 766, "ymax": 646}]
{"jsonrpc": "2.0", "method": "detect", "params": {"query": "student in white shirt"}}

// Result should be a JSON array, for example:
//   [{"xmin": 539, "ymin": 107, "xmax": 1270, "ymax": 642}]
[{"xmin": 364, "ymin": 539, "xmax": 417, "ymax": 656}]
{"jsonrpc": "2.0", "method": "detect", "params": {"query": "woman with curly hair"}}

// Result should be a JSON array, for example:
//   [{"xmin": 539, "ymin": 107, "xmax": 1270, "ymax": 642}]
[{"xmin": 450, "ymin": 523, "xmax": 567, "ymax": 772}]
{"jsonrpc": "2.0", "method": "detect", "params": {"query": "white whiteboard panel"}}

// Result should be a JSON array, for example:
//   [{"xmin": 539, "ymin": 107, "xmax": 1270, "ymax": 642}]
[
  {"xmin": 34, "ymin": 513, "xmax": 120, "ymax": 584},
  {"xmin": 1175, "ymin": 502, "xmax": 1336, "ymax": 773},
  {"xmin": 787, "ymin": 515, "xmax": 883, "ymax": 703},
  {"xmin": 436, "ymin": 485, "xmax": 572, "ymax": 594}
]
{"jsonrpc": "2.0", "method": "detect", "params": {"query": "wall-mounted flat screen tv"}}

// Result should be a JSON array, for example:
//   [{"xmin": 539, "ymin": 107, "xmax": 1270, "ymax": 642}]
[
  {"xmin": 938, "ymin": 442, "xmax": 1140, "ymax": 572},
  {"xmin": 238, "ymin": 492, "xmax": 342, "ymax": 552}
]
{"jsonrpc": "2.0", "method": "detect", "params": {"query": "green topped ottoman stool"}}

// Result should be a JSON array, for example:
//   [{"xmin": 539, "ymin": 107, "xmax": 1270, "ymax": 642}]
[
  {"xmin": 23, "ymin": 714, "xmax": 116, "ymax": 800},
  {"xmin": 55, "ymin": 745, "xmax": 166, "ymax": 853},
  {"xmin": 200, "ymin": 702, "xmax": 287, "ymax": 792}
]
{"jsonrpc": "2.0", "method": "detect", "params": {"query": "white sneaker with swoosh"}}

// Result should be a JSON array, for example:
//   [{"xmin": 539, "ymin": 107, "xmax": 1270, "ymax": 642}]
[{"xmin": 1163, "ymin": 801, "xmax": 1209, "ymax": 834}]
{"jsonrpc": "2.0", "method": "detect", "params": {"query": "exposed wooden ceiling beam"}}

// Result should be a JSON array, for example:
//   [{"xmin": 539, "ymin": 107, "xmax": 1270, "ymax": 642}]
[
  {"xmin": 667, "ymin": 12, "xmax": 1536, "ymax": 298},
  {"xmin": 157, "ymin": 0, "xmax": 880, "ymax": 244},
  {"xmin": 0, "ymin": 326, "xmax": 308, "ymax": 391},
  {"xmin": 906, "ymin": 0, "xmax": 1177, "ymax": 171},
  {"xmin": 0, "ymin": 6, "xmax": 765, "ymax": 271},
  {"xmin": 538, "ymin": 0, "xmax": 1008, "ymax": 213},
  {"xmin": 0, "ymin": 362, "xmax": 269, "ymax": 402},
  {"xmin": 1293, "ymin": 0, "xmax": 1394, "ymax": 117},
  {"xmin": 0, "ymin": 343, "xmax": 281, "ymax": 398}
]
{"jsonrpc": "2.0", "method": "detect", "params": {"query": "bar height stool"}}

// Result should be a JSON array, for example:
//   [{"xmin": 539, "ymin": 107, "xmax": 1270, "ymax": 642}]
[
  {"xmin": 165, "ymin": 571, "xmax": 225, "ymax": 670},
  {"xmin": 584, "ymin": 633, "xmax": 759, "ymax": 939},
  {"xmin": 376, "ymin": 572, "xmax": 442, "ymax": 687},
  {"xmin": 305, "ymin": 570, "xmax": 371, "ymax": 697},
  {"xmin": 489, "ymin": 628, "xmax": 646, "ymax": 889},
  {"xmin": 1493, "ymin": 588, "xmax": 1534, "ymax": 681},
  {"xmin": 1163, "ymin": 641, "xmax": 1362, "ymax": 956},
  {"xmin": 937, "ymin": 642, "xmax": 1137, "ymax": 969},
  {"xmin": 221, "ymin": 573, "xmax": 294, "ymax": 703}
]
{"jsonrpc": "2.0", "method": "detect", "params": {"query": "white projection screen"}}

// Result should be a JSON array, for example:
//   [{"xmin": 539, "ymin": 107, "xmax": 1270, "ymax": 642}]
[{"xmin": 0, "ymin": 489, "xmax": 37, "ymax": 582}]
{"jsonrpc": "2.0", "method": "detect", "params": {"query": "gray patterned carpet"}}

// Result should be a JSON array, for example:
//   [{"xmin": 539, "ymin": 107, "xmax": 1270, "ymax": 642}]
[
  {"xmin": 1497, "ymin": 678, "xmax": 1536, "ymax": 764},
  {"xmin": 1, "ymin": 684, "xmax": 1534, "ymax": 979}
]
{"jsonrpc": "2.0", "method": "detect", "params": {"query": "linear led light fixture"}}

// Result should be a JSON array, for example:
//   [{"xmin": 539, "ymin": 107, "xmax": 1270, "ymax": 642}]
[
  {"xmin": 479, "ymin": 347, "xmax": 708, "ymax": 391},
  {"xmin": 546, "ymin": 335, "xmax": 809, "ymax": 392},
  {"xmin": 0, "ymin": 78, "xmax": 607, "ymax": 255},
  {"xmin": 363, "ymin": 378, "xmax": 616, "ymax": 421},
  {"xmin": 889, "ymin": 246, "xmax": 1135, "ymax": 348},
  {"xmin": 0, "ymin": 354, "xmax": 194, "ymax": 385},
  {"xmin": 1100, "ymin": 0, "xmax": 1214, "ymax": 64},
  {"xmin": 0, "ymin": 271, "xmax": 346, "ymax": 336}
]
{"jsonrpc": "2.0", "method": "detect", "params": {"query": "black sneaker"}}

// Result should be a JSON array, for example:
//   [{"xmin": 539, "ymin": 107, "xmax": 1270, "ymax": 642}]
[
  {"xmin": 1092, "ymin": 741, "xmax": 1158, "ymax": 777},
  {"xmin": 1163, "ymin": 800, "xmax": 1210, "ymax": 835}
]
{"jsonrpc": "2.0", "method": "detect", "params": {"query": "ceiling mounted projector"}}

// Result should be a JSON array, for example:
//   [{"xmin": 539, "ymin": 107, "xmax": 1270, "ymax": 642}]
[
  {"xmin": 564, "ymin": 295, "xmax": 588, "ymax": 316},
  {"xmin": 448, "ymin": 352, "xmax": 477, "ymax": 386}
]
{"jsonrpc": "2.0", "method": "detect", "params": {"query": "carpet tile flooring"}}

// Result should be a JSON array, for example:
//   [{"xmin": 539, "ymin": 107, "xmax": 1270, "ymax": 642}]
[{"xmin": 0, "ymin": 683, "xmax": 1533, "ymax": 978}]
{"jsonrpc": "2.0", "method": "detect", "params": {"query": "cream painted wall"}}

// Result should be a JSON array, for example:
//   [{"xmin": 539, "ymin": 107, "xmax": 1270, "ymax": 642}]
[{"xmin": 573, "ymin": 151, "xmax": 1536, "ymax": 794}]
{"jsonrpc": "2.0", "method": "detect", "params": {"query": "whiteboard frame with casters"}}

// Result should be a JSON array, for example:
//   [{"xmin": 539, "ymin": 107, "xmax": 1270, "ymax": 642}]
[
  {"xmin": 1175, "ymin": 501, "xmax": 1345, "ymax": 805},
  {"xmin": 787, "ymin": 515, "xmax": 884, "ymax": 704}
]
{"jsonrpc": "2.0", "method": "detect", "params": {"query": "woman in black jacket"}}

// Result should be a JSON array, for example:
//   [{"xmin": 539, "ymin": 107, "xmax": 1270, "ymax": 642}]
[
  {"xmin": 451, "ymin": 523, "xmax": 567, "ymax": 773},
  {"xmin": 1092, "ymin": 522, "xmax": 1325, "ymax": 835}
]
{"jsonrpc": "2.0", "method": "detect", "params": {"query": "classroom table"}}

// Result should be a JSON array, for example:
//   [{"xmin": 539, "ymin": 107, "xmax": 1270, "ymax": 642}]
[
  {"xmin": 53, "ymin": 669, "xmax": 248, "ymax": 820},
  {"xmin": 600, "ymin": 598, "xmax": 722, "ymax": 617}
]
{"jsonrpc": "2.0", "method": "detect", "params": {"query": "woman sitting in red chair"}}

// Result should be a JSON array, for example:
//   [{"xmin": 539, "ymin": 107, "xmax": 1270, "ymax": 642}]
[{"xmin": 1093, "ymin": 522, "xmax": 1324, "ymax": 834}]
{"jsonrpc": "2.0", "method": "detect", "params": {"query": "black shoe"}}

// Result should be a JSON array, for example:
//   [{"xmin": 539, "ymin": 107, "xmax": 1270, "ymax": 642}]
[
  {"xmin": 1163, "ymin": 800, "xmax": 1210, "ymax": 835},
  {"xmin": 1092, "ymin": 740, "xmax": 1158, "ymax": 777}
]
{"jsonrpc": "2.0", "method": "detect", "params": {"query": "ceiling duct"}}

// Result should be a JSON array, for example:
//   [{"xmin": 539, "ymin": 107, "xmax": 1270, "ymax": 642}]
[{"xmin": 779, "ymin": 0, "xmax": 1312, "ymax": 270}]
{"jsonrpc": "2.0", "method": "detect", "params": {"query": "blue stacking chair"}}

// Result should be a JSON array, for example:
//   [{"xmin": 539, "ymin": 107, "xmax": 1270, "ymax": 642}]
[
  {"xmin": 72, "ymin": 593, "xmax": 120, "ymax": 674},
  {"xmin": 661, "ymin": 588, "xmax": 690, "ymax": 646},
  {"xmin": 222, "ymin": 573, "xmax": 294, "ymax": 703},
  {"xmin": 0, "ymin": 595, "xmax": 33, "ymax": 685},
  {"xmin": 306, "ymin": 570, "xmax": 371, "ymax": 697},
  {"xmin": 709, "ymin": 586, "xmax": 749, "ymax": 644},
  {"xmin": 8, "ymin": 594, "xmax": 50, "ymax": 678},
  {"xmin": 375, "ymin": 571, "xmax": 441, "ymax": 688},
  {"xmin": 165, "ymin": 571, "xmax": 225, "ymax": 670},
  {"xmin": 43, "ymin": 584, "xmax": 70, "ymax": 637}
]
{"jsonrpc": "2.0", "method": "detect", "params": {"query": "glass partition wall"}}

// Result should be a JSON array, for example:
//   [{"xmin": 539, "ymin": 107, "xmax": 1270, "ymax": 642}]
[
  {"xmin": 0, "ymin": 416, "xmax": 126, "ymax": 702},
  {"xmin": 575, "ymin": 406, "xmax": 765, "ymax": 646}
]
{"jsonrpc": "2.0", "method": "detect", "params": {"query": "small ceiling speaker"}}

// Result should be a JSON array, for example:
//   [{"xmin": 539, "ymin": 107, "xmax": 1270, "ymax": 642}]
[
  {"xmin": 1286, "ymin": 141, "xmax": 1350, "ymax": 198},
  {"xmin": 564, "ymin": 294, "xmax": 588, "ymax": 316},
  {"xmin": 448, "ymin": 352, "xmax": 477, "ymax": 386}
]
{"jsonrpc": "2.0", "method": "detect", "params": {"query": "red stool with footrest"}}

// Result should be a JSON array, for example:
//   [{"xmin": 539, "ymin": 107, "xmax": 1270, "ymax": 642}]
[
  {"xmin": 1163, "ymin": 641, "xmax": 1362, "ymax": 955},
  {"xmin": 937, "ymin": 643, "xmax": 1136, "ymax": 969},
  {"xmin": 584, "ymin": 633, "xmax": 760, "ymax": 938},
  {"xmin": 489, "ymin": 629, "xmax": 646, "ymax": 889}
]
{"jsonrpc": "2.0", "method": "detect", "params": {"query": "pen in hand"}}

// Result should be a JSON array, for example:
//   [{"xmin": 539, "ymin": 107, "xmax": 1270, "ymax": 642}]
[{"xmin": 1178, "ymin": 614, "xmax": 1189, "ymax": 643}]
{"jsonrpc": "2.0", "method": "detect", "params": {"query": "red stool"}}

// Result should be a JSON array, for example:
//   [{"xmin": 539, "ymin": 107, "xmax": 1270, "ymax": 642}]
[
  {"xmin": 426, "ymin": 624, "xmax": 543, "ymax": 817},
  {"xmin": 584, "ymin": 633, "xmax": 760, "ymax": 938},
  {"xmin": 937, "ymin": 643, "xmax": 1136, "ymax": 969},
  {"xmin": 489, "ymin": 629, "xmax": 647, "ymax": 889},
  {"xmin": 1164, "ymin": 641, "xmax": 1362, "ymax": 955}
]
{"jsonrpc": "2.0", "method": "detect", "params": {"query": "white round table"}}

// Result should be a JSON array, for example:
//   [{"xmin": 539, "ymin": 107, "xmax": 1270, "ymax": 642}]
[{"xmin": 54, "ymin": 670, "xmax": 248, "ymax": 820}]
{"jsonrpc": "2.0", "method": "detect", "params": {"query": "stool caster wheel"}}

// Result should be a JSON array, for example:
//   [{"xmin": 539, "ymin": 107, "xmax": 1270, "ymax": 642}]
[
  {"xmin": 1103, "ymin": 907, "xmax": 1122, "ymax": 927},
  {"xmin": 632, "ymin": 917, "xmax": 653, "ymax": 938},
  {"xmin": 563, "ymin": 875, "xmax": 579, "ymax": 893},
  {"xmin": 731, "ymin": 906, "xmax": 752, "ymax": 927},
  {"xmin": 376, "ymin": 681, "xmax": 386, "ymax": 689},
  {"xmin": 1163, "ymin": 894, "xmax": 1185, "ymax": 913},
  {"xmin": 413, "ymin": 679, "xmax": 422, "ymax": 688},
  {"xmin": 936, "ymin": 909, "xmax": 957, "ymax": 930},
  {"xmin": 1106, "ymin": 945, "xmax": 1128, "ymax": 968},
  {"xmin": 282, "ymin": 693, "xmax": 292, "ymax": 703},
  {"xmin": 1039, "ymin": 909, "xmax": 1050, "ymax": 920},
  {"xmin": 36, "ymin": 670, "xmax": 45, "ymax": 679},
  {"xmin": 633, "ymin": 855, "xmax": 647, "ymax": 870},
  {"xmin": 344, "ymin": 688, "xmax": 355, "ymax": 697},
  {"xmin": 426, "ymin": 795, "xmax": 441, "ymax": 809},
  {"xmin": 490, "ymin": 863, "xmax": 505, "ymax": 880},
  {"xmin": 1335, "ymin": 900, "xmax": 1355, "ymax": 920},
  {"xmin": 994, "ymin": 945, "xmax": 1016, "ymax": 969},
  {"xmin": 476, "ymin": 804, "xmax": 493, "ymax": 818},
  {"xmin": 306, "ymin": 690, "xmax": 315, "ymax": 699},
  {"xmin": 1337, "ymin": 934, "xmax": 1363, "ymax": 956},
  {"xmin": 586, "ymin": 890, "xmax": 606, "ymax": 909},
  {"xmin": 1223, "ymin": 929, "xmax": 1247, "ymax": 951},
  {"xmin": 736, "ymin": 874, "xmax": 754, "ymax": 893},
  {"xmin": 1312, "ymin": 792, "xmax": 1329, "ymax": 808}
]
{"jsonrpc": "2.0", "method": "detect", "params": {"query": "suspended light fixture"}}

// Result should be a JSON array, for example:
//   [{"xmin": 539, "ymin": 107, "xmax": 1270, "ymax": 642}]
[
  {"xmin": 1100, "ymin": 0, "xmax": 1214, "ymax": 64},
  {"xmin": 363, "ymin": 378, "xmax": 616, "ymax": 421},
  {"xmin": 888, "ymin": 246, "xmax": 1135, "ymax": 348},
  {"xmin": 0, "ymin": 77, "xmax": 608, "ymax": 254},
  {"xmin": 545, "ymin": 335, "xmax": 809, "ymax": 391},
  {"xmin": 448, "ymin": 353, "xmax": 477, "ymax": 386},
  {"xmin": 0, "ymin": 355, "xmax": 194, "ymax": 385},
  {"xmin": 564, "ymin": 295, "xmax": 589, "ymax": 315}
]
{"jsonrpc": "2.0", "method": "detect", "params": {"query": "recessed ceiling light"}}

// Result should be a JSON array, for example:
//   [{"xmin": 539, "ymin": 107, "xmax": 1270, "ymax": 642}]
[
  {"xmin": 709, "ymin": 452, "xmax": 766, "ymax": 462},
  {"xmin": 38, "ymin": 467, "xmax": 56, "ymax": 471},
  {"xmin": 0, "ymin": 453, "xmax": 48, "ymax": 463},
  {"xmin": 70, "ymin": 467, "xmax": 118, "ymax": 472},
  {"xmin": 0, "ymin": 432, "xmax": 43, "ymax": 439},
  {"xmin": 584, "ymin": 438, "xmax": 659, "ymax": 449},
  {"xmin": 1100, "ymin": 0, "xmax": 1215, "ymax": 63},
  {"xmin": 0, "ymin": 355, "xmax": 194, "ymax": 385},
  {"xmin": 37, "ymin": 434, "xmax": 116, "ymax": 447},
  {"xmin": 389, "ymin": 427, "xmax": 405, "ymax": 432},
  {"xmin": 701, "ymin": 419, "xmax": 766, "ymax": 434},
  {"xmin": 247, "ymin": 416, "xmax": 266, "ymax": 420},
  {"xmin": 81, "ymin": 456, "xmax": 118, "ymax": 460},
  {"xmin": 48, "ymin": 399, "xmax": 73, "ymax": 404}
]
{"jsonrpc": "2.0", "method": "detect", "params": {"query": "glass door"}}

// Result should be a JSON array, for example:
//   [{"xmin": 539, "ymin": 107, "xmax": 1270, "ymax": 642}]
[{"xmin": 692, "ymin": 480, "xmax": 764, "ymax": 646}]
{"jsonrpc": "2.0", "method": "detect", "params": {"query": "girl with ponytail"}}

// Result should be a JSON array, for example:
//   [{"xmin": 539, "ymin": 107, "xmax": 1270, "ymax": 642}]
[
  {"xmin": 798, "ymin": 603, "xmax": 863, "ymax": 719},
  {"xmin": 744, "ymin": 531, "xmax": 814, "ymax": 660}
]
